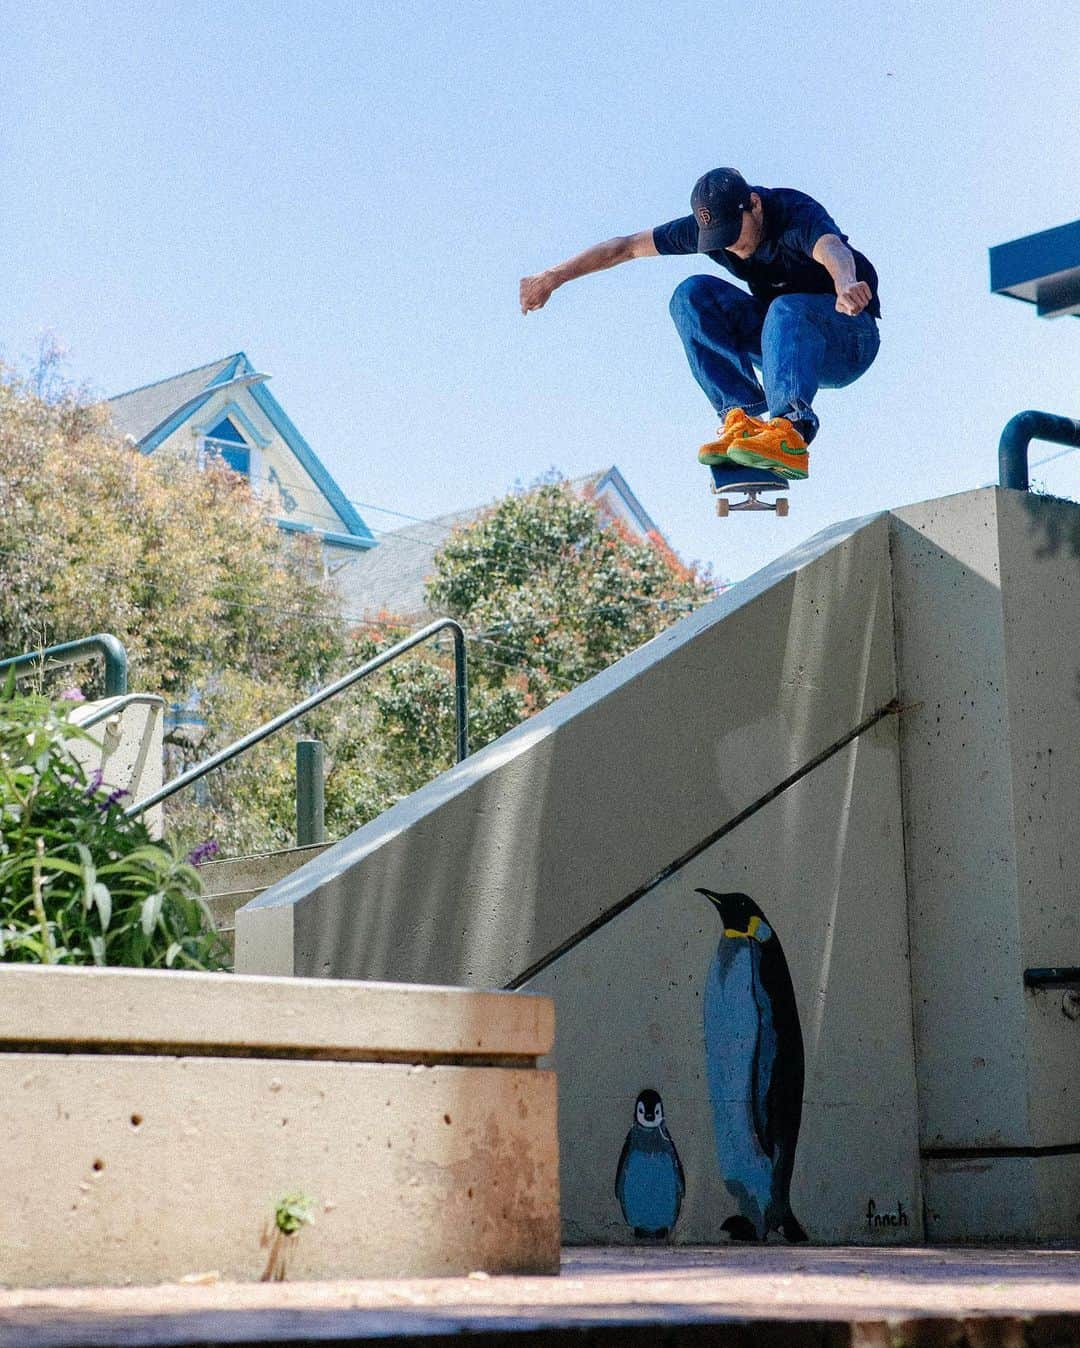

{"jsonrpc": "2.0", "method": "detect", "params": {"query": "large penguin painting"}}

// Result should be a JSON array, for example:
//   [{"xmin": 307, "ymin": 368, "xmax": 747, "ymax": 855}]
[{"xmin": 697, "ymin": 889, "xmax": 807, "ymax": 1242}]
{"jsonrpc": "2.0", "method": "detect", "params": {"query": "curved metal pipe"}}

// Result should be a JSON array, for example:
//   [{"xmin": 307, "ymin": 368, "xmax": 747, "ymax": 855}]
[
  {"xmin": 999, "ymin": 410, "xmax": 1080, "ymax": 491},
  {"xmin": 0, "ymin": 633, "xmax": 129, "ymax": 696},
  {"xmin": 76, "ymin": 693, "xmax": 164, "ymax": 731}
]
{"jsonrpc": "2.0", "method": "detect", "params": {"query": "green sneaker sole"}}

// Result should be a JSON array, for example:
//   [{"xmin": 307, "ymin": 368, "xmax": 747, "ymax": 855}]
[
  {"xmin": 698, "ymin": 449, "xmax": 734, "ymax": 466},
  {"xmin": 727, "ymin": 443, "xmax": 809, "ymax": 480}
]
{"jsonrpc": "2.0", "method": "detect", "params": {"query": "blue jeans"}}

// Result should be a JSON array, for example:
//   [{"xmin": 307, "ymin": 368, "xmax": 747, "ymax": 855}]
[{"xmin": 668, "ymin": 276, "xmax": 880, "ymax": 440}]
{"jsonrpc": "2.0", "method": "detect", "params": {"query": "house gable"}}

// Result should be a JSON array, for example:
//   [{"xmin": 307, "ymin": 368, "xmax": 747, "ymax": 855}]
[{"xmin": 106, "ymin": 352, "xmax": 375, "ymax": 552}]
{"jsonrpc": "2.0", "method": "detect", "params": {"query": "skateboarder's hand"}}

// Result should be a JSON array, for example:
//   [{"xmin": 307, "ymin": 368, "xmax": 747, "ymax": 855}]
[
  {"xmin": 520, "ymin": 272, "xmax": 558, "ymax": 314},
  {"xmin": 835, "ymin": 282, "xmax": 872, "ymax": 316}
]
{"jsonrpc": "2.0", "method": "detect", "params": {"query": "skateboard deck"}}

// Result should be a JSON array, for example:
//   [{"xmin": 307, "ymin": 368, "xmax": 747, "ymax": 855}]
[{"xmin": 708, "ymin": 462, "xmax": 790, "ymax": 517}]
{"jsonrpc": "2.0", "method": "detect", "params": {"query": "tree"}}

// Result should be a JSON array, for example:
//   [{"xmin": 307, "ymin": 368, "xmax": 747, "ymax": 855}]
[
  {"xmin": 2, "ymin": 366, "xmax": 716, "ymax": 859},
  {"xmin": 427, "ymin": 479, "xmax": 715, "ymax": 712},
  {"xmin": 0, "ymin": 365, "xmax": 345, "ymax": 856},
  {"xmin": 330, "ymin": 480, "xmax": 716, "ymax": 833}
]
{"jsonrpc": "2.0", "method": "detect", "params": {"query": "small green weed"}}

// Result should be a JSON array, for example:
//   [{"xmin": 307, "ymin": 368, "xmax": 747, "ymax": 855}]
[{"xmin": 274, "ymin": 1193, "xmax": 316, "ymax": 1237}]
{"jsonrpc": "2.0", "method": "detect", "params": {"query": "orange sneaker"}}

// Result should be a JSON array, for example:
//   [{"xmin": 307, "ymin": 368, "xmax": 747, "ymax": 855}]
[
  {"xmin": 697, "ymin": 409, "xmax": 771, "ymax": 465},
  {"xmin": 726, "ymin": 416, "xmax": 810, "ymax": 479}
]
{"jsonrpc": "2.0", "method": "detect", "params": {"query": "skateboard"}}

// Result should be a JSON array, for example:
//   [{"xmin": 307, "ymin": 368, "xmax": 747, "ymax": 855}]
[{"xmin": 709, "ymin": 462, "xmax": 790, "ymax": 517}]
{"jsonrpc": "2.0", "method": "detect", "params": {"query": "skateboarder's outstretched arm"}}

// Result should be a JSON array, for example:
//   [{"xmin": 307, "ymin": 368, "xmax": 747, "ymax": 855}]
[{"xmin": 520, "ymin": 229, "xmax": 658, "ymax": 314}]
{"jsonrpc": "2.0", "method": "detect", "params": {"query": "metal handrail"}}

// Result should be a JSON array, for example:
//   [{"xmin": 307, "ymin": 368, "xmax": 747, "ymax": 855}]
[
  {"xmin": 125, "ymin": 618, "xmax": 468, "ymax": 819},
  {"xmin": 0, "ymin": 634, "xmax": 128, "ymax": 697},
  {"xmin": 75, "ymin": 693, "xmax": 165, "ymax": 731}
]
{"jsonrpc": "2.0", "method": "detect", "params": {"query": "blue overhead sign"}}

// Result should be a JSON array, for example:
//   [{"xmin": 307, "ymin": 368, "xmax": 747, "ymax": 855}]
[{"xmin": 990, "ymin": 219, "xmax": 1080, "ymax": 318}]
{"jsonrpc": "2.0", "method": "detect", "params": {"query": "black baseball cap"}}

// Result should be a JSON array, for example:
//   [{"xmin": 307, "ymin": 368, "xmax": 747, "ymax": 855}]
[{"xmin": 690, "ymin": 167, "xmax": 752, "ymax": 251}]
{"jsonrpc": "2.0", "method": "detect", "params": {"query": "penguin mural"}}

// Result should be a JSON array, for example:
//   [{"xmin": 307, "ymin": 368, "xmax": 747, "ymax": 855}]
[
  {"xmin": 614, "ymin": 1089, "xmax": 685, "ymax": 1238},
  {"xmin": 697, "ymin": 889, "xmax": 807, "ymax": 1242}
]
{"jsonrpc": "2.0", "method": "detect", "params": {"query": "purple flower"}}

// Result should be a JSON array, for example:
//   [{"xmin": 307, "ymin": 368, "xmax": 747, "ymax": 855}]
[
  {"xmin": 59, "ymin": 687, "xmax": 86, "ymax": 702},
  {"xmin": 185, "ymin": 838, "xmax": 220, "ymax": 866},
  {"xmin": 98, "ymin": 785, "xmax": 130, "ymax": 811},
  {"xmin": 82, "ymin": 768, "xmax": 105, "ymax": 796}
]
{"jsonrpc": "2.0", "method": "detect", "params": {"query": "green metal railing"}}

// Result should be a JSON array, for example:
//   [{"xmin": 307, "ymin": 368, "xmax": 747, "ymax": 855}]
[
  {"xmin": 125, "ymin": 618, "xmax": 468, "ymax": 822},
  {"xmin": 0, "ymin": 634, "xmax": 128, "ymax": 696}
]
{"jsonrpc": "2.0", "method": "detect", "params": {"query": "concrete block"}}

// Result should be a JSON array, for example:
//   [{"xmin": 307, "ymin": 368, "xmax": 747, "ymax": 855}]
[
  {"xmin": 68, "ymin": 696, "xmax": 164, "ymax": 837},
  {"xmin": 0, "ymin": 968, "xmax": 558, "ymax": 1287},
  {"xmin": 890, "ymin": 490, "xmax": 1026, "ymax": 1148},
  {"xmin": 891, "ymin": 490, "xmax": 1080, "ymax": 1154},
  {"xmin": 237, "ymin": 510, "xmax": 895, "ymax": 987},
  {"xmin": 198, "ymin": 844, "xmax": 332, "ymax": 899},
  {"xmin": 0, "ymin": 965, "xmax": 554, "ymax": 1062},
  {"xmin": 996, "ymin": 490, "xmax": 1080, "ymax": 1145},
  {"xmin": 925, "ymin": 1154, "xmax": 1080, "ymax": 1244},
  {"xmin": 889, "ymin": 488, "xmax": 1080, "ymax": 1242}
]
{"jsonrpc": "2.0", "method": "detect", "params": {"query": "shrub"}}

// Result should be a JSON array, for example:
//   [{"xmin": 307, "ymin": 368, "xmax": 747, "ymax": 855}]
[{"xmin": 0, "ymin": 678, "xmax": 227, "ymax": 969}]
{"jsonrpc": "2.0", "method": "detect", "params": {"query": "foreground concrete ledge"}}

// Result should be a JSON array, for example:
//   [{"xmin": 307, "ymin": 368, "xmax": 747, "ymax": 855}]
[
  {"xmin": 0, "ymin": 967, "xmax": 559, "ymax": 1286},
  {"xmin": 0, "ymin": 965, "xmax": 553, "ymax": 1062}
]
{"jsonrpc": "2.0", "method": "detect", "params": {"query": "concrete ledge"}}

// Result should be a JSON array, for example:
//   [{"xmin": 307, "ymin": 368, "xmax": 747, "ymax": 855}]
[
  {"xmin": 0, "ymin": 965, "xmax": 554, "ymax": 1062},
  {"xmin": 0, "ymin": 968, "xmax": 558, "ymax": 1287}
]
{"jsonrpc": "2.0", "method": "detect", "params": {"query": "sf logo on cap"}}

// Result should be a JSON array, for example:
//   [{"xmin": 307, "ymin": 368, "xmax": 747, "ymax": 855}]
[{"xmin": 697, "ymin": 208, "xmax": 712, "ymax": 226}]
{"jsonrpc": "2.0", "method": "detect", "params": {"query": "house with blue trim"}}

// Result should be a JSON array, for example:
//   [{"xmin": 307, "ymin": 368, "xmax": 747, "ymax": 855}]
[
  {"xmin": 105, "ymin": 352, "xmax": 376, "ymax": 568},
  {"xmin": 107, "ymin": 352, "xmax": 671, "ymax": 627}
]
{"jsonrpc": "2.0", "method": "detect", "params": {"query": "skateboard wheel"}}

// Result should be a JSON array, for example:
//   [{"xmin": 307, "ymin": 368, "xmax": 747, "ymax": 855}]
[
  {"xmin": 776, "ymin": 497, "xmax": 789, "ymax": 517},
  {"xmin": 716, "ymin": 498, "xmax": 730, "ymax": 518}
]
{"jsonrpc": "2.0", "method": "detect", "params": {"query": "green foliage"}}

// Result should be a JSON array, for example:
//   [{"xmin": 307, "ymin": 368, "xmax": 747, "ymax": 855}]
[
  {"xmin": 0, "ymin": 363, "xmax": 345, "ymax": 857},
  {"xmin": 426, "ymin": 480, "xmax": 715, "ymax": 714},
  {"xmin": 0, "ymin": 679, "xmax": 227, "ymax": 969},
  {"xmin": 331, "ymin": 480, "xmax": 717, "ymax": 818},
  {"xmin": 1, "ymin": 364, "xmax": 715, "ymax": 859}
]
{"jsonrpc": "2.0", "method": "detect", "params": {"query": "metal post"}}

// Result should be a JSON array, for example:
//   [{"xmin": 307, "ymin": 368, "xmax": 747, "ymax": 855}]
[
  {"xmin": 296, "ymin": 739, "xmax": 326, "ymax": 846},
  {"xmin": 451, "ymin": 622, "xmax": 469, "ymax": 762}
]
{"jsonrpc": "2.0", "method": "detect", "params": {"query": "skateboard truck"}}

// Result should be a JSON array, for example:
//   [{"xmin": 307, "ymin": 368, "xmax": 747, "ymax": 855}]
[{"xmin": 709, "ymin": 463, "xmax": 790, "ymax": 517}]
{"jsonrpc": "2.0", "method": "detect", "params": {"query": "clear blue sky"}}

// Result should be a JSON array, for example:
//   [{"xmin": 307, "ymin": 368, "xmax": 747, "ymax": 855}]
[{"xmin": 3, "ymin": 0, "xmax": 1078, "ymax": 586}]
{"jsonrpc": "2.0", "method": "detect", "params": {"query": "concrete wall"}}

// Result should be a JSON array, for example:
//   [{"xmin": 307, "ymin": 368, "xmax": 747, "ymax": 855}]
[
  {"xmin": 527, "ymin": 723, "xmax": 921, "ymax": 1245},
  {"xmin": 237, "ymin": 509, "xmax": 896, "ymax": 989},
  {"xmin": 235, "ymin": 487, "xmax": 1080, "ymax": 1245},
  {"xmin": 68, "ymin": 695, "xmax": 164, "ymax": 836},
  {"xmin": 892, "ymin": 489, "xmax": 1080, "ymax": 1242}
]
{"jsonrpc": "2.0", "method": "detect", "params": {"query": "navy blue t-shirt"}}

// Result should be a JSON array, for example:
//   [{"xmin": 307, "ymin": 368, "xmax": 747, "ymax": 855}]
[{"xmin": 653, "ymin": 186, "xmax": 880, "ymax": 319}]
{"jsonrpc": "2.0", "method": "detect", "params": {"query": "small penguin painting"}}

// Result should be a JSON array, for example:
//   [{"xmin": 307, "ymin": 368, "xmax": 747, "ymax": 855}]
[
  {"xmin": 615, "ymin": 1089, "xmax": 685, "ymax": 1238},
  {"xmin": 697, "ymin": 889, "xmax": 807, "ymax": 1242}
]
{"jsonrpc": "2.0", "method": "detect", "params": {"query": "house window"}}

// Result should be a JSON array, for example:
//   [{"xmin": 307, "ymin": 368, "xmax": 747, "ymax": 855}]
[{"xmin": 202, "ymin": 415, "xmax": 251, "ymax": 476}]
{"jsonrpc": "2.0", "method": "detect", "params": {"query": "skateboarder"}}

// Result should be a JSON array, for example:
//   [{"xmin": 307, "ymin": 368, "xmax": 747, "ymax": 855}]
[{"xmin": 519, "ymin": 168, "xmax": 880, "ymax": 480}]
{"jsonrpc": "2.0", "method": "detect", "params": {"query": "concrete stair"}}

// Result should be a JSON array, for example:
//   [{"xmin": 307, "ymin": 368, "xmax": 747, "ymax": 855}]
[{"xmin": 197, "ymin": 844, "xmax": 331, "ymax": 957}]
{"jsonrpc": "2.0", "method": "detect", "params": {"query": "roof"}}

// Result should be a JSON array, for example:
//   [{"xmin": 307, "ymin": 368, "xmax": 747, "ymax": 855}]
[
  {"xmin": 105, "ymin": 352, "xmax": 374, "ymax": 543},
  {"xmin": 334, "ymin": 505, "xmax": 479, "ymax": 622},
  {"xmin": 569, "ymin": 466, "xmax": 661, "ymax": 537},
  {"xmin": 333, "ymin": 468, "xmax": 666, "ymax": 624},
  {"xmin": 105, "ymin": 355, "xmax": 236, "ymax": 442}
]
